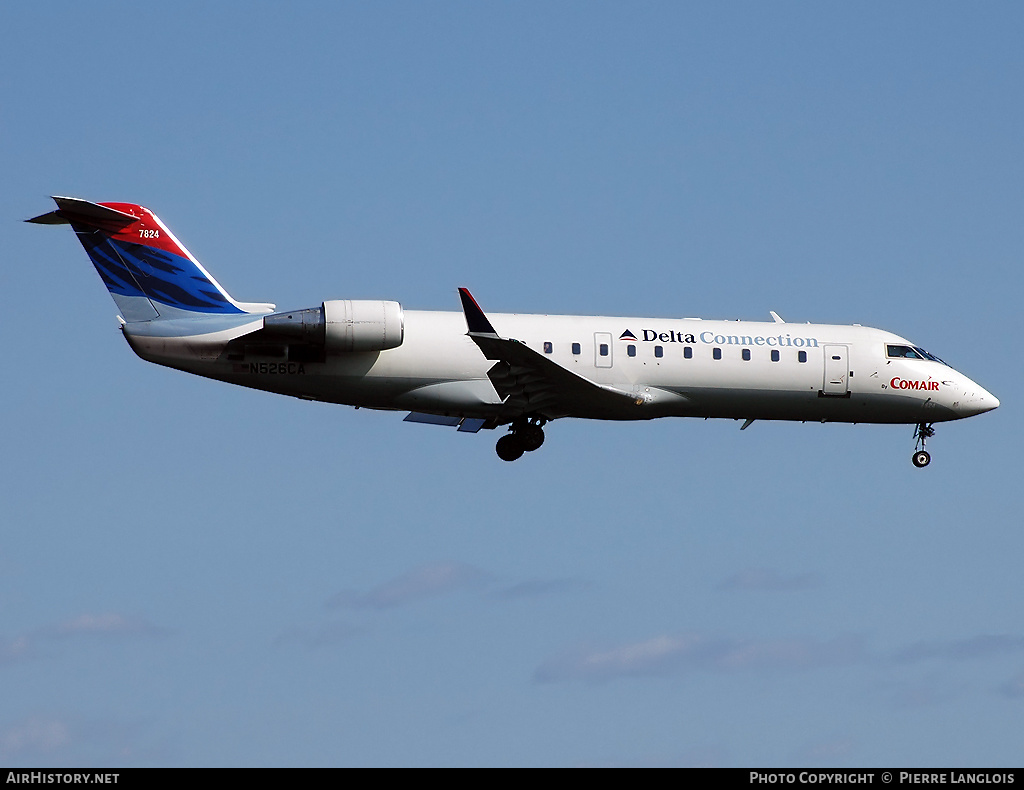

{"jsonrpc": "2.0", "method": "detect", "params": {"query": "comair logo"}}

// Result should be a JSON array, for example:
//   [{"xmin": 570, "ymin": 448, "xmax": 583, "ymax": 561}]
[{"xmin": 890, "ymin": 377, "xmax": 939, "ymax": 391}]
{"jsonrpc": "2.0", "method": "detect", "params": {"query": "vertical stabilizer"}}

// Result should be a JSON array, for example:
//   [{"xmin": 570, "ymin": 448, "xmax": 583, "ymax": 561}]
[{"xmin": 27, "ymin": 197, "xmax": 274, "ymax": 322}]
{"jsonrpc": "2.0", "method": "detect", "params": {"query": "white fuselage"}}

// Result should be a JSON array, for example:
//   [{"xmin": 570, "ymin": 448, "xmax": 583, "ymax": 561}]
[
  {"xmin": 123, "ymin": 308, "xmax": 999, "ymax": 427},
  {"xmin": 31, "ymin": 195, "xmax": 996, "ymax": 465}
]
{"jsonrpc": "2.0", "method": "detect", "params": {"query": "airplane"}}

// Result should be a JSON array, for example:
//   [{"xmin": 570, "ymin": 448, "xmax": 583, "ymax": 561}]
[{"xmin": 28, "ymin": 196, "xmax": 999, "ymax": 466}]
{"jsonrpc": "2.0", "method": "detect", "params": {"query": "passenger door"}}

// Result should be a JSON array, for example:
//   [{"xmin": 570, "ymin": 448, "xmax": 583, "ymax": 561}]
[
  {"xmin": 594, "ymin": 332, "xmax": 613, "ymax": 368},
  {"xmin": 822, "ymin": 344, "xmax": 849, "ymax": 395}
]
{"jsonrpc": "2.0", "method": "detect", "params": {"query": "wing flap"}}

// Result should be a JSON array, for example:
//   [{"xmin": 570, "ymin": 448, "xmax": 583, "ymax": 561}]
[{"xmin": 403, "ymin": 412, "xmax": 462, "ymax": 426}]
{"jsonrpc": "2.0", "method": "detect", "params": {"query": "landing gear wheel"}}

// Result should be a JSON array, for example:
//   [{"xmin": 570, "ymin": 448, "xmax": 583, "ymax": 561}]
[
  {"xmin": 520, "ymin": 424, "xmax": 545, "ymax": 452},
  {"xmin": 496, "ymin": 434, "xmax": 525, "ymax": 462},
  {"xmin": 912, "ymin": 423, "xmax": 935, "ymax": 469},
  {"xmin": 501, "ymin": 417, "xmax": 547, "ymax": 458}
]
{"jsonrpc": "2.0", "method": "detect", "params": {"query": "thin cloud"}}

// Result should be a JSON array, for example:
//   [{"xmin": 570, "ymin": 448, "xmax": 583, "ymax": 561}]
[
  {"xmin": 0, "ymin": 714, "xmax": 168, "ymax": 765},
  {"xmin": 0, "ymin": 716, "xmax": 71, "ymax": 759},
  {"xmin": 794, "ymin": 737, "xmax": 857, "ymax": 763},
  {"xmin": 0, "ymin": 635, "xmax": 33, "ymax": 665},
  {"xmin": 43, "ymin": 613, "xmax": 168, "ymax": 639},
  {"xmin": 535, "ymin": 632, "xmax": 864, "ymax": 683},
  {"xmin": 492, "ymin": 578, "xmax": 591, "ymax": 600},
  {"xmin": 887, "ymin": 681, "xmax": 958, "ymax": 709},
  {"xmin": 719, "ymin": 568, "xmax": 822, "ymax": 592},
  {"xmin": 716, "ymin": 636, "xmax": 863, "ymax": 670},
  {"xmin": 576, "ymin": 744, "xmax": 728, "ymax": 768},
  {"xmin": 327, "ymin": 561, "xmax": 488, "ymax": 610},
  {"xmin": 1, "ymin": 613, "xmax": 167, "ymax": 667},
  {"xmin": 997, "ymin": 671, "xmax": 1024, "ymax": 699},
  {"xmin": 895, "ymin": 635, "xmax": 1024, "ymax": 663},
  {"xmin": 274, "ymin": 621, "xmax": 365, "ymax": 650}
]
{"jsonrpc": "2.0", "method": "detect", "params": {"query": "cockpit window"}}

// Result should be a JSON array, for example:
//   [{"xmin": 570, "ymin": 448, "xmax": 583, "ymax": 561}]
[
  {"xmin": 887, "ymin": 344, "xmax": 947, "ymax": 364},
  {"xmin": 887, "ymin": 344, "xmax": 925, "ymax": 360},
  {"xmin": 913, "ymin": 346, "xmax": 946, "ymax": 364}
]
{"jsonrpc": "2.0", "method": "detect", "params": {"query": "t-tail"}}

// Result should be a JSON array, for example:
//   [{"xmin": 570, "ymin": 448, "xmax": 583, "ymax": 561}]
[{"xmin": 27, "ymin": 196, "xmax": 274, "ymax": 322}]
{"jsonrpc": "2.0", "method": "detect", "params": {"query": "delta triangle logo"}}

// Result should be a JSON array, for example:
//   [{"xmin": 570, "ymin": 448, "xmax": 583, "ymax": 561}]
[{"xmin": 619, "ymin": 329, "xmax": 637, "ymax": 341}]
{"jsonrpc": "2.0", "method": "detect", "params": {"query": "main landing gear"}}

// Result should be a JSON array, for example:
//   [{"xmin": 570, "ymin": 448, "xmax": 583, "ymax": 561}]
[
  {"xmin": 495, "ymin": 417, "xmax": 546, "ymax": 462},
  {"xmin": 912, "ymin": 423, "xmax": 935, "ymax": 468}
]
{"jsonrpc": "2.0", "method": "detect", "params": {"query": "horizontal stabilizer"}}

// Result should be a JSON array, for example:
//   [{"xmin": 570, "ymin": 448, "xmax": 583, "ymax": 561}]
[
  {"xmin": 26, "ymin": 196, "xmax": 138, "ymax": 226},
  {"xmin": 25, "ymin": 210, "xmax": 69, "ymax": 225}
]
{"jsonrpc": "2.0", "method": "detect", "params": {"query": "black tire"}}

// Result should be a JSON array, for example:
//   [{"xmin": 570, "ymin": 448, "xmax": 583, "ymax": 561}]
[
  {"xmin": 912, "ymin": 450, "xmax": 931, "ymax": 468},
  {"xmin": 520, "ymin": 425, "xmax": 545, "ymax": 452},
  {"xmin": 496, "ymin": 434, "xmax": 525, "ymax": 462}
]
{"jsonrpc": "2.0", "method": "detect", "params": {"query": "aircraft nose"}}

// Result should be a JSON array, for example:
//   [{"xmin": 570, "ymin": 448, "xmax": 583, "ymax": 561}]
[
  {"xmin": 957, "ymin": 383, "xmax": 999, "ymax": 417},
  {"xmin": 979, "ymin": 389, "xmax": 999, "ymax": 412}
]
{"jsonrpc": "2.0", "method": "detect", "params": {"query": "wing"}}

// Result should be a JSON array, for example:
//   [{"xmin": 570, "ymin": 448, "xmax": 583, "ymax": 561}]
[{"xmin": 458, "ymin": 289, "xmax": 644, "ymax": 421}]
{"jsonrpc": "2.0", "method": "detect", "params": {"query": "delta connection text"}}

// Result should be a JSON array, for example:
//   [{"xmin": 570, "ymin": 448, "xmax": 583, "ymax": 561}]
[{"xmin": 630, "ymin": 329, "xmax": 821, "ymax": 348}]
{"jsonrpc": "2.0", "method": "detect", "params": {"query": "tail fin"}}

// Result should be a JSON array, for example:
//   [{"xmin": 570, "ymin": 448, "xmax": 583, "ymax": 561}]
[{"xmin": 27, "ymin": 196, "xmax": 274, "ymax": 322}]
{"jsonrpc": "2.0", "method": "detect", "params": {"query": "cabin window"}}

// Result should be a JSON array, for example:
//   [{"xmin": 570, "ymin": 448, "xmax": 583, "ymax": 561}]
[
  {"xmin": 713, "ymin": 348, "xmax": 722, "ymax": 360},
  {"xmin": 654, "ymin": 346, "xmax": 664, "ymax": 358},
  {"xmin": 599, "ymin": 344, "xmax": 609, "ymax": 356},
  {"xmin": 627, "ymin": 345, "xmax": 636, "ymax": 357},
  {"xmin": 798, "ymin": 350, "xmax": 807, "ymax": 363},
  {"xmin": 572, "ymin": 343, "xmax": 581, "ymax": 355},
  {"xmin": 543, "ymin": 341, "xmax": 553, "ymax": 354},
  {"xmin": 771, "ymin": 349, "xmax": 780, "ymax": 362},
  {"xmin": 683, "ymin": 346, "xmax": 693, "ymax": 359},
  {"xmin": 742, "ymin": 348, "xmax": 751, "ymax": 361}
]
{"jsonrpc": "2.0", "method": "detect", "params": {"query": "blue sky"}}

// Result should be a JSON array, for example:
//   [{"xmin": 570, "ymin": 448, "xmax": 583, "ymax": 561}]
[{"xmin": 1, "ymin": 2, "xmax": 1021, "ymax": 766}]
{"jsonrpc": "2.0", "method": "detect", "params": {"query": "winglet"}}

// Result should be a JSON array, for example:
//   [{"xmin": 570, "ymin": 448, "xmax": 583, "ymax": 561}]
[
  {"xmin": 458, "ymin": 288, "xmax": 498, "ymax": 335},
  {"xmin": 770, "ymin": 311, "xmax": 785, "ymax": 324}
]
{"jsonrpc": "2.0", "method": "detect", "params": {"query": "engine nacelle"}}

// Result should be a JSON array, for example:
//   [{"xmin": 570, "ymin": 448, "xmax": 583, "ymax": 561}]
[
  {"xmin": 262, "ymin": 300, "xmax": 404, "ymax": 353},
  {"xmin": 323, "ymin": 299, "xmax": 404, "ymax": 352}
]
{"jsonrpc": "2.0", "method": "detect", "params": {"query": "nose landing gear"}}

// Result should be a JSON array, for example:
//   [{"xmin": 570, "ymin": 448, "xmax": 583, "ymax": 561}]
[
  {"xmin": 495, "ymin": 417, "xmax": 546, "ymax": 462},
  {"xmin": 912, "ymin": 423, "xmax": 935, "ymax": 468}
]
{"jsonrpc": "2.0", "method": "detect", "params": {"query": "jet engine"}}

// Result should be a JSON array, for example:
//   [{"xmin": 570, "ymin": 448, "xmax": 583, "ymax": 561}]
[{"xmin": 262, "ymin": 300, "xmax": 404, "ymax": 353}]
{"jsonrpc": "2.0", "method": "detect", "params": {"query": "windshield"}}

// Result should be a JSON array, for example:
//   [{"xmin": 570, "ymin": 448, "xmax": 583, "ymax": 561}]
[
  {"xmin": 886, "ymin": 344, "xmax": 947, "ymax": 365},
  {"xmin": 913, "ymin": 346, "xmax": 947, "ymax": 365}
]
